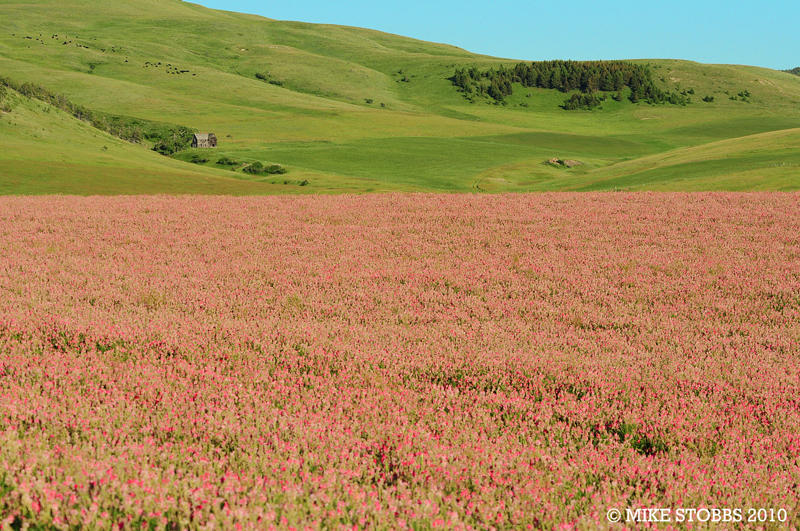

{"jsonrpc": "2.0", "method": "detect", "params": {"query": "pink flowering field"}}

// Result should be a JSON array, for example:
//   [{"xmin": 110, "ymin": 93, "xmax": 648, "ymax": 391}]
[{"xmin": 0, "ymin": 194, "xmax": 798, "ymax": 529}]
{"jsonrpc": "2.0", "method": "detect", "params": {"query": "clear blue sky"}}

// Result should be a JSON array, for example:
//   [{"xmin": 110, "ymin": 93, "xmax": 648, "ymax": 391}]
[{"xmin": 192, "ymin": 0, "xmax": 798, "ymax": 70}]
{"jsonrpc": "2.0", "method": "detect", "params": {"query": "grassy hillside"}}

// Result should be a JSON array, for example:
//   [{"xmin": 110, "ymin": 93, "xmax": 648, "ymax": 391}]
[
  {"xmin": 0, "ymin": 86, "xmax": 276, "ymax": 194},
  {"xmin": 0, "ymin": 0, "xmax": 799, "ymax": 193},
  {"xmin": 472, "ymin": 128, "xmax": 800, "ymax": 191}
]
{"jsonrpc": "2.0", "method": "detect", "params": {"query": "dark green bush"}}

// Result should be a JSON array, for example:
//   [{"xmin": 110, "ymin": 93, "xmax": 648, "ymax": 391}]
[
  {"xmin": 702, "ymin": 95, "xmax": 715, "ymax": 102},
  {"xmin": 244, "ymin": 162, "xmax": 287, "ymax": 175},
  {"xmin": 267, "ymin": 164, "xmax": 287, "ymax": 174},
  {"xmin": 562, "ymin": 92, "xmax": 605, "ymax": 110},
  {"xmin": 216, "ymin": 156, "xmax": 238, "ymax": 166},
  {"xmin": 151, "ymin": 128, "xmax": 195, "ymax": 155},
  {"xmin": 153, "ymin": 138, "xmax": 184, "ymax": 156},
  {"xmin": 243, "ymin": 161, "xmax": 265, "ymax": 175},
  {"xmin": 189, "ymin": 153, "xmax": 209, "ymax": 164}
]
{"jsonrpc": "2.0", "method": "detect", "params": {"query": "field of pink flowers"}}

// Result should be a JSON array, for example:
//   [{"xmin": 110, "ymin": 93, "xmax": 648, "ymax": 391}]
[{"xmin": 0, "ymin": 194, "xmax": 798, "ymax": 529}]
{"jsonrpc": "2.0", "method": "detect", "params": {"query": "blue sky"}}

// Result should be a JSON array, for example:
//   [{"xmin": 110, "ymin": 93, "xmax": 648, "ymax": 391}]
[{"xmin": 193, "ymin": 0, "xmax": 798, "ymax": 70}]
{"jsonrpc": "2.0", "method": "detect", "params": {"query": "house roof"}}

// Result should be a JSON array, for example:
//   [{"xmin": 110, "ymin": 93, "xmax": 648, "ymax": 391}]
[{"xmin": 194, "ymin": 133, "xmax": 210, "ymax": 141}]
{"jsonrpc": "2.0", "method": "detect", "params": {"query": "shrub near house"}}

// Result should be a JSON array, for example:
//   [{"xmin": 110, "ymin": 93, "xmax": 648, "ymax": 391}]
[{"xmin": 243, "ymin": 161, "xmax": 287, "ymax": 175}]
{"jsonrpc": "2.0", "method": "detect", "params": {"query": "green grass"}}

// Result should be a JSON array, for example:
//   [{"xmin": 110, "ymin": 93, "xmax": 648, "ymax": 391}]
[
  {"xmin": 470, "ymin": 128, "xmax": 800, "ymax": 191},
  {"xmin": 0, "ymin": 0, "xmax": 799, "ymax": 193}
]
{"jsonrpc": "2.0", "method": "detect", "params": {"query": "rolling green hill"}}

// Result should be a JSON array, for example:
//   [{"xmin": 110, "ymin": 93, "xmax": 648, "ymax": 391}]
[{"xmin": 1, "ymin": 0, "xmax": 799, "ymax": 193}]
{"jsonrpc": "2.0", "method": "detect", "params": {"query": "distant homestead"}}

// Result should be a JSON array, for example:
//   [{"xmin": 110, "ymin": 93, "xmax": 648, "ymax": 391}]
[{"xmin": 192, "ymin": 133, "xmax": 217, "ymax": 148}]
